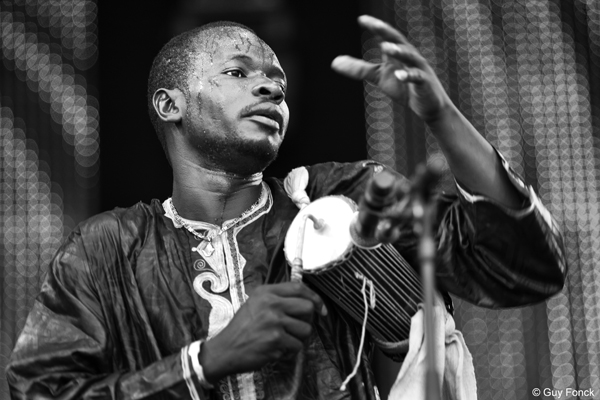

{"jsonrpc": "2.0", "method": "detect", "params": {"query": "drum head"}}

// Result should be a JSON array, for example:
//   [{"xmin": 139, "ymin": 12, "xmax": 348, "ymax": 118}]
[{"xmin": 284, "ymin": 196, "xmax": 356, "ymax": 273}]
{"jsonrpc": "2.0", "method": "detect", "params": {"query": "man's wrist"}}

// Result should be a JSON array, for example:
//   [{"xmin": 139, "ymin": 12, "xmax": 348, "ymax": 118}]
[
  {"xmin": 192, "ymin": 340, "xmax": 215, "ymax": 389},
  {"xmin": 198, "ymin": 338, "xmax": 225, "ymax": 386},
  {"xmin": 421, "ymin": 100, "xmax": 456, "ymax": 127}
]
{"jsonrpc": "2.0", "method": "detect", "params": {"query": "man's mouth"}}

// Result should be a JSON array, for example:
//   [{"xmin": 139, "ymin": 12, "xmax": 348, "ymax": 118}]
[
  {"xmin": 242, "ymin": 106, "xmax": 284, "ymax": 133},
  {"xmin": 245, "ymin": 115, "xmax": 281, "ymax": 131}
]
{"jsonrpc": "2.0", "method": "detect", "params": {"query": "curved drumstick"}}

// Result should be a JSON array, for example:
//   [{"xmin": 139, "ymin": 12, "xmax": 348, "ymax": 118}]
[{"xmin": 291, "ymin": 214, "xmax": 325, "ymax": 282}]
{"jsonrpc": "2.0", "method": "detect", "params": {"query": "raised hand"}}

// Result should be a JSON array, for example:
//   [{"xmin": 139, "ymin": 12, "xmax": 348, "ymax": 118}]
[
  {"xmin": 332, "ymin": 15, "xmax": 523, "ymax": 207},
  {"xmin": 331, "ymin": 15, "xmax": 451, "ymax": 123},
  {"xmin": 199, "ymin": 282, "xmax": 327, "ymax": 383}
]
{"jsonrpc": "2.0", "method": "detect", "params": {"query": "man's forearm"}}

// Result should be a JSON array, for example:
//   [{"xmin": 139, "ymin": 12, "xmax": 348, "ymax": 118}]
[{"xmin": 426, "ymin": 103, "xmax": 523, "ymax": 208}]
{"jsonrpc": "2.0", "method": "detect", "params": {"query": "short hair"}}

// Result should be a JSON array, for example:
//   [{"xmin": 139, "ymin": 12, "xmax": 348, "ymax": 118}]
[{"xmin": 147, "ymin": 21, "xmax": 257, "ymax": 158}]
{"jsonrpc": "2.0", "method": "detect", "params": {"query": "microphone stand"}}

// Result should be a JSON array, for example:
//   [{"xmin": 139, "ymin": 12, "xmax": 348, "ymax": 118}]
[{"xmin": 412, "ymin": 164, "xmax": 441, "ymax": 400}]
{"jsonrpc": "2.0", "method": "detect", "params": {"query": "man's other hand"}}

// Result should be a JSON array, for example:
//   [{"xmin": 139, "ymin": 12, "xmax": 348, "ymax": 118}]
[{"xmin": 331, "ymin": 15, "xmax": 452, "ymax": 123}]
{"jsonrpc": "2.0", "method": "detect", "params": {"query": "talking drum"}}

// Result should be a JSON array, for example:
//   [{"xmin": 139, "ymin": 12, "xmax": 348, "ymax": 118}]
[{"xmin": 284, "ymin": 195, "xmax": 422, "ymax": 344}]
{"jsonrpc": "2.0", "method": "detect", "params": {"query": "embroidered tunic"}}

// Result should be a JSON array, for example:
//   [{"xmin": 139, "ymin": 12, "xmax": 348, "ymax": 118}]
[{"xmin": 7, "ymin": 160, "xmax": 566, "ymax": 400}]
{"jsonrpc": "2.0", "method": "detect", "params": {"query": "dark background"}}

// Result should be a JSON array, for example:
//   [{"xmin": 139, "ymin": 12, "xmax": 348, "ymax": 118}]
[{"xmin": 98, "ymin": 0, "xmax": 369, "ymax": 211}]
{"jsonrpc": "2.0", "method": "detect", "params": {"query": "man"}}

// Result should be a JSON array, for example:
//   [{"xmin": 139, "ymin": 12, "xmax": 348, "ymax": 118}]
[{"xmin": 7, "ymin": 15, "xmax": 565, "ymax": 399}]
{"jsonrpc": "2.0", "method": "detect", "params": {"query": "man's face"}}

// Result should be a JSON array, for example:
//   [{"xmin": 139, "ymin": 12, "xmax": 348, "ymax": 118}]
[{"xmin": 183, "ymin": 27, "xmax": 289, "ymax": 175}]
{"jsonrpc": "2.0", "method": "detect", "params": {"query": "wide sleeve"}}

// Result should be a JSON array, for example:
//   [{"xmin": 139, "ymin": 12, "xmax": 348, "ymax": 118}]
[
  {"xmin": 430, "ymin": 154, "xmax": 567, "ymax": 307},
  {"xmin": 301, "ymin": 157, "xmax": 567, "ymax": 308},
  {"xmin": 6, "ymin": 227, "xmax": 212, "ymax": 400}
]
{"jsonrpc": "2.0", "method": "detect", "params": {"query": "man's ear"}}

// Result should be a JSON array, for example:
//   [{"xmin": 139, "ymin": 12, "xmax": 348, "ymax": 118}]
[{"xmin": 152, "ymin": 88, "xmax": 185, "ymax": 123}]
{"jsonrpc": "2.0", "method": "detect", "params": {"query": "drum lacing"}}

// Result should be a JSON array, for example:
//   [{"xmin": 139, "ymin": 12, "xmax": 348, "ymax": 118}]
[{"xmin": 340, "ymin": 272, "xmax": 376, "ymax": 391}]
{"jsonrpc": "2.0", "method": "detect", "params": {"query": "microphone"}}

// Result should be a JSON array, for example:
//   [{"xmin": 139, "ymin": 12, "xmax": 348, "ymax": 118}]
[
  {"xmin": 350, "ymin": 170, "xmax": 397, "ymax": 248},
  {"xmin": 350, "ymin": 160, "xmax": 444, "ymax": 246}
]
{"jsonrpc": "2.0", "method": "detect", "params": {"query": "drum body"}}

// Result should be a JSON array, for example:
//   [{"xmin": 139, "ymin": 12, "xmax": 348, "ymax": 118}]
[{"xmin": 284, "ymin": 196, "xmax": 422, "ymax": 343}]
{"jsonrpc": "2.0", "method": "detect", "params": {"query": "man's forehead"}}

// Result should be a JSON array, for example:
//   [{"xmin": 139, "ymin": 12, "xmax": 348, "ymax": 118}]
[{"xmin": 196, "ymin": 27, "xmax": 276, "ymax": 61}]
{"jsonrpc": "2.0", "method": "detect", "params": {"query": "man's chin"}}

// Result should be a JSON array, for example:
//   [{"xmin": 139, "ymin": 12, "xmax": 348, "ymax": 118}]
[
  {"xmin": 189, "ymin": 129, "xmax": 281, "ymax": 175},
  {"xmin": 209, "ymin": 139, "xmax": 279, "ymax": 176},
  {"xmin": 224, "ymin": 151, "xmax": 278, "ymax": 176}
]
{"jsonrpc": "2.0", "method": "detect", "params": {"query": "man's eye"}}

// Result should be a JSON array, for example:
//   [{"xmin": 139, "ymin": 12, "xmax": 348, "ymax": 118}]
[{"xmin": 224, "ymin": 69, "xmax": 245, "ymax": 78}]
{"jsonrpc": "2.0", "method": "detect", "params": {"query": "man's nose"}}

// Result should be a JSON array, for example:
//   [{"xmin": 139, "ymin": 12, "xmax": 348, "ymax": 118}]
[{"xmin": 251, "ymin": 78, "xmax": 285, "ymax": 104}]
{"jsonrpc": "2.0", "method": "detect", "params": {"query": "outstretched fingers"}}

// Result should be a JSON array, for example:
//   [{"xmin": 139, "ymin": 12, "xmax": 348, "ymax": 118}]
[
  {"xmin": 331, "ymin": 55, "xmax": 380, "ymax": 83},
  {"xmin": 358, "ymin": 15, "xmax": 409, "ymax": 46},
  {"xmin": 381, "ymin": 41, "xmax": 427, "ymax": 70},
  {"xmin": 394, "ymin": 68, "xmax": 426, "ymax": 84}
]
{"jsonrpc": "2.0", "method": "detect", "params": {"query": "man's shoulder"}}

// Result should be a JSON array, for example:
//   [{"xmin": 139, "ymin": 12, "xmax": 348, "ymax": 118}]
[
  {"xmin": 45, "ymin": 201, "xmax": 164, "ymax": 280},
  {"xmin": 74, "ymin": 200, "xmax": 164, "ymax": 243}
]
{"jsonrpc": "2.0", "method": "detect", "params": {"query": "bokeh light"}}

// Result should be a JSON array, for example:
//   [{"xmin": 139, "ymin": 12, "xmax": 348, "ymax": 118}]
[
  {"xmin": 1, "ymin": 9, "xmax": 100, "ymax": 182},
  {"xmin": 0, "ymin": 0, "xmax": 98, "ymax": 396}
]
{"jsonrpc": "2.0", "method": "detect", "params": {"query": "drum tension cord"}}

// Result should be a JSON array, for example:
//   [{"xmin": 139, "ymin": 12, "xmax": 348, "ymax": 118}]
[{"xmin": 340, "ymin": 272, "xmax": 376, "ymax": 391}]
